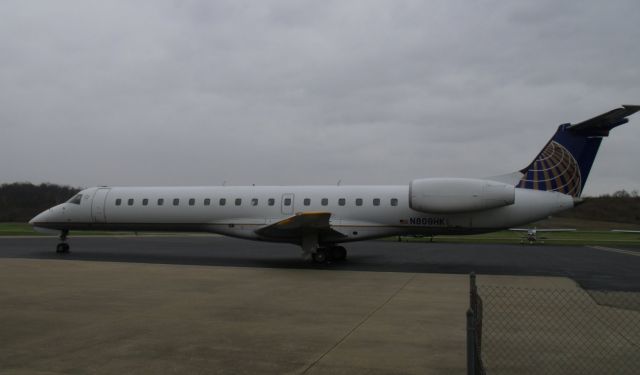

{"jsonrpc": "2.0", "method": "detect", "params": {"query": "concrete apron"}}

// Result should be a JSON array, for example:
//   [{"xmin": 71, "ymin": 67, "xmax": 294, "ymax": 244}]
[{"xmin": 0, "ymin": 259, "xmax": 584, "ymax": 375}]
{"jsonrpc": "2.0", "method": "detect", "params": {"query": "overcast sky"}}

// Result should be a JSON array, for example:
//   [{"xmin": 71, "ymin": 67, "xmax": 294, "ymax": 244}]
[{"xmin": 1, "ymin": 0, "xmax": 639, "ymax": 196}]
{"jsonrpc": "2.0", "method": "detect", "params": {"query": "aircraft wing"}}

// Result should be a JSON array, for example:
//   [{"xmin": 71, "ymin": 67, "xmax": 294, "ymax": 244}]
[{"xmin": 255, "ymin": 212, "xmax": 346, "ymax": 240}]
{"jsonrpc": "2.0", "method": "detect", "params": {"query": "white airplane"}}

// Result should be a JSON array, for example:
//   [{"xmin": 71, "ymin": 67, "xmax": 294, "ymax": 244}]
[
  {"xmin": 30, "ymin": 105, "xmax": 639, "ymax": 262},
  {"xmin": 509, "ymin": 227, "xmax": 576, "ymax": 244}
]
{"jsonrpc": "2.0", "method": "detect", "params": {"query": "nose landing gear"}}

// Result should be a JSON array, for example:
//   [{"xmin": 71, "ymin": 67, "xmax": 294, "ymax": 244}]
[{"xmin": 56, "ymin": 230, "xmax": 70, "ymax": 254}]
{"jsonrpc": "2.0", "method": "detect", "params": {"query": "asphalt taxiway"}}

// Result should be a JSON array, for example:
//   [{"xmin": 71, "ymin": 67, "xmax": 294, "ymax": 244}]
[
  {"xmin": 1, "ymin": 236, "xmax": 639, "ymax": 291},
  {"xmin": 1, "ymin": 237, "xmax": 639, "ymax": 374}
]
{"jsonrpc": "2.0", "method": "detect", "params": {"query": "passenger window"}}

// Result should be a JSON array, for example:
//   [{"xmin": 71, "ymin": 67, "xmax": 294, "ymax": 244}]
[
  {"xmin": 115, "ymin": 198, "xmax": 122, "ymax": 206},
  {"xmin": 304, "ymin": 198, "xmax": 311, "ymax": 206},
  {"xmin": 128, "ymin": 198, "xmax": 134, "ymax": 206},
  {"xmin": 189, "ymin": 198, "xmax": 195, "ymax": 206},
  {"xmin": 355, "ymin": 198, "xmax": 363, "ymax": 206},
  {"xmin": 235, "ymin": 198, "xmax": 242, "ymax": 206},
  {"xmin": 338, "ymin": 198, "xmax": 346, "ymax": 206},
  {"xmin": 204, "ymin": 198, "xmax": 211, "ymax": 206},
  {"xmin": 268, "ymin": 198, "xmax": 275, "ymax": 206},
  {"xmin": 142, "ymin": 199, "xmax": 149, "ymax": 206},
  {"xmin": 373, "ymin": 198, "xmax": 380, "ymax": 206},
  {"xmin": 157, "ymin": 198, "xmax": 164, "ymax": 206},
  {"xmin": 173, "ymin": 198, "xmax": 180, "ymax": 206},
  {"xmin": 219, "ymin": 198, "xmax": 226, "ymax": 206},
  {"xmin": 321, "ymin": 198, "xmax": 328, "ymax": 206},
  {"xmin": 391, "ymin": 198, "xmax": 398, "ymax": 206},
  {"xmin": 251, "ymin": 198, "xmax": 258, "ymax": 206},
  {"xmin": 284, "ymin": 198, "xmax": 292, "ymax": 206},
  {"xmin": 68, "ymin": 194, "xmax": 82, "ymax": 205}
]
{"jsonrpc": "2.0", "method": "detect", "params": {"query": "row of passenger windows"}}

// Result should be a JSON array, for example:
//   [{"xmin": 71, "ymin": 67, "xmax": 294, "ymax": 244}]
[{"xmin": 114, "ymin": 197, "xmax": 399, "ymax": 207}]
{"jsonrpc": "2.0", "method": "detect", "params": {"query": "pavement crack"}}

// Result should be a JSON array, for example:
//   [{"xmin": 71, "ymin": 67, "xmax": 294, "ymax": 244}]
[{"xmin": 300, "ymin": 273, "xmax": 417, "ymax": 374}]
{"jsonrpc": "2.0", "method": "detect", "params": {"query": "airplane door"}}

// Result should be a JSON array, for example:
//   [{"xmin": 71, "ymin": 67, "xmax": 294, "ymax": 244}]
[
  {"xmin": 91, "ymin": 188, "xmax": 110, "ymax": 223},
  {"xmin": 281, "ymin": 193, "xmax": 294, "ymax": 215}
]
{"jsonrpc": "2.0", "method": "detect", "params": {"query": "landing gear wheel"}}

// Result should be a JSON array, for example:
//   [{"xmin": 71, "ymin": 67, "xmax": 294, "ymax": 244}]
[
  {"xmin": 312, "ymin": 248, "xmax": 328, "ymax": 263},
  {"xmin": 332, "ymin": 246, "xmax": 347, "ymax": 261},
  {"xmin": 56, "ymin": 243, "xmax": 70, "ymax": 254},
  {"xmin": 56, "ymin": 230, "xmax": 70, "ymax": 254}
]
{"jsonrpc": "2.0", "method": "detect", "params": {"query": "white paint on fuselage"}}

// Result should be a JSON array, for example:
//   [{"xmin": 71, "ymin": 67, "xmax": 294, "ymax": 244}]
[{"xmin": 31, "ymin": 185, "xmax": 573, "ymax": 244}]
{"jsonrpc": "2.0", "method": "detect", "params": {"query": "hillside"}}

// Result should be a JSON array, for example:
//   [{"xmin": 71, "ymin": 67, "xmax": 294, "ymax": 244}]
[
  {"xmin": 559, "ymin": 196, "xmax": 640, "ymax": 223},
  {"xmin": 0, "ymin": 183, "xmax": 81, "ymax": 222},
  {"xmin": 531, "ymin": 195, "xmax": 640, "ymax": 230}
]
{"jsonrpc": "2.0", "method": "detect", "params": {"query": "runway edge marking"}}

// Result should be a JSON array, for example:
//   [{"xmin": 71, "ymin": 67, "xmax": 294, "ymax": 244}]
[{"xmin": 588, "ymin": 245, "xmax": 640, "ymax": 257}]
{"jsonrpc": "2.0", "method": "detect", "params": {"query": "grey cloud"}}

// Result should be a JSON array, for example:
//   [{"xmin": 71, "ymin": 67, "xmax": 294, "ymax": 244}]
[{"xmin": 1, "ymin": 0, "xmax": 639, "ymax": 194}]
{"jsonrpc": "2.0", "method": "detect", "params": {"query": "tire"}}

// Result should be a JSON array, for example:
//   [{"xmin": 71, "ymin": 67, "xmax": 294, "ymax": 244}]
[
  {"xmin": 56, "ymin": 243, "xmax": 70, "ymax": 253},
  {"xmin": 333, "ymin": 246, "xmax": 347, "ymax": 261},
  {"xmin": 312, "ymin": 249, "xmax": 327, "ymax": 263}
]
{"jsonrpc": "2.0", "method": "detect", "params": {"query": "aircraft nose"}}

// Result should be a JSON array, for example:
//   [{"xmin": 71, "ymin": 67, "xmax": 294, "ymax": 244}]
[
  {"xmin": 29, "ymin": 207, "xmax": 61, "ymax": 226},
  {"xmin": 29, "ymin": 210, "xmax": 48, "ymax": 225}
]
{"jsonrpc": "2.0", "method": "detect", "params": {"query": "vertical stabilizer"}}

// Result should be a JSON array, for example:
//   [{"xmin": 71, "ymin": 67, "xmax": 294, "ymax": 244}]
[{"xmin": 517, "ymin": 105, "xmax": 639, "ymax": 197}]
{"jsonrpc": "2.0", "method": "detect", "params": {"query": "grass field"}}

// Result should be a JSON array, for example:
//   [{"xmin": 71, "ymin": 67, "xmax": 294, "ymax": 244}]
[
  {"xmin": 0, "ymin": 222, "xmax": 46, "ymax": 236},
  {"xmin": 0, "ymin": 223, "xmax": 139, "ymax": 237},
  {"xmin": 3, "ymin": 222, "xmax": 640, "ymax": 247},
  {"xmin": 394, "ymin": 230, "xmax": 640, "ymax": 247}
]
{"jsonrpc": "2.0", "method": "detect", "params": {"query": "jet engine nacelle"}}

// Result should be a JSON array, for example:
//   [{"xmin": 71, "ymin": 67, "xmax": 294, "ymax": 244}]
[{"xmin": 409, "ymin": 178, "xmax": 515, "ymax": 214}]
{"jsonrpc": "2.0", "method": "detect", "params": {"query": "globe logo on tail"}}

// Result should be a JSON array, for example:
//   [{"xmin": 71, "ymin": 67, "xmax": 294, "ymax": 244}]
[{"xmin": 517, "ymin": 141, "xmax": 582, "ymax": 197}]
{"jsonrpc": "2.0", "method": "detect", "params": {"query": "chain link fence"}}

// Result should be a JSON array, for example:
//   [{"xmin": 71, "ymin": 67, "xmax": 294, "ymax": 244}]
[{"xmin": 476, "ymin": 284, "xmax": 640, "ymax": 375}]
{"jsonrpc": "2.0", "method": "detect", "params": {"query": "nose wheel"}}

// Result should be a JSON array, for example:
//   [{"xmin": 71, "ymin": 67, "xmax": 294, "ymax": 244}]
[
  {"xmin": 56, "ymin": 243, "xmax": 70, "ymax": 253},
  {"xmin": 56, "ymin": 230, "xmax": 70, "ymax": 254}
]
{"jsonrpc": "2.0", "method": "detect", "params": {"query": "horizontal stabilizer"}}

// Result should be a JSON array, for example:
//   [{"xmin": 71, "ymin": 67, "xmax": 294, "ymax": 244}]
[{"xmin": 568, "ymin": 105, "xmax": 640, "ymax": 136}]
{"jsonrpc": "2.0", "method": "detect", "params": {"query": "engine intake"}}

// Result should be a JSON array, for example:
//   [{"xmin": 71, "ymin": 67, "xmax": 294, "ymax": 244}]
[{"xmin": 409, "ymin": 178, "xmax": 515, "ymax": 214}]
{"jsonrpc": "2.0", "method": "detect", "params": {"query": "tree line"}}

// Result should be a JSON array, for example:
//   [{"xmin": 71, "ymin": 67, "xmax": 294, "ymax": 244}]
[{"xmin": 0, "ymin": 182, "xmax": 81, "ymax": 222}]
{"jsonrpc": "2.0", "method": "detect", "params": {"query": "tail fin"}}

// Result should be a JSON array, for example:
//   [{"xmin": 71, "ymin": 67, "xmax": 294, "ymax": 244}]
[{"xmin": 517, "ymin": 105, "xmax": 639, "ymax": 197}]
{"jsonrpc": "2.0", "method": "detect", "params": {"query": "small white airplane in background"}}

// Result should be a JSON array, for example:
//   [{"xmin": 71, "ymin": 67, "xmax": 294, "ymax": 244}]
[
  {"xmin": 611, "ymin": 229, "xmax": 640, "ymax": 233},
  {"xmin": 509, "ymin": 227, "xmax": 576, "ymax": 244},
  {"xmin": 30, "ymin": 105, "xmax": 639, "ymax": 262}
]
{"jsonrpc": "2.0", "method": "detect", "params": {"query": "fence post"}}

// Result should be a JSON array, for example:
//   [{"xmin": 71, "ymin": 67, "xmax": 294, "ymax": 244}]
[
  {"xmin": 470, "ymin": 272, "xmax": 477, "ymax": 309},
  {"xmin": 467, "ymin": 308, "xmax": 476, "ymax": 375}
]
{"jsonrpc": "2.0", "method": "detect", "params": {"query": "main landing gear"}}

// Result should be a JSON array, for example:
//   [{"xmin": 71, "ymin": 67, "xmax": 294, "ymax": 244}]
[
  {"xmin": 312, "ymin": 246, "xmax": 347, "ymax": 263},
  {"xmin": 56, "ymin": 230, "xmax": 70, "ymax": 254}
]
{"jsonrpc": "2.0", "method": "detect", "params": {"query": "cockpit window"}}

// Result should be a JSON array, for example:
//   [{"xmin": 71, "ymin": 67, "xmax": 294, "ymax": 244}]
[{"xmin": 68, "ymin": 194, "xmax": 82, "ymax": 205}]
